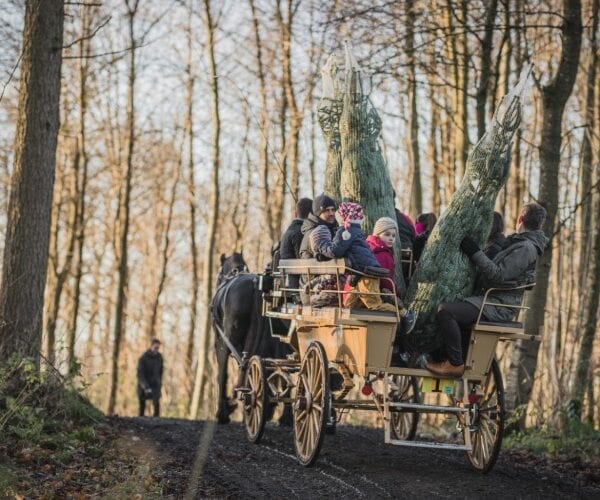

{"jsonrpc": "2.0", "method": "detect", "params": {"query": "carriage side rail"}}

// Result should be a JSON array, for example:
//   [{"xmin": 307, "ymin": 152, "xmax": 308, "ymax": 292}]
[
  {"xmin": 275, "ymin": 258, "xmax": 400, "ymax": 321},
  {"xmin": 474, "ymin": 283, "xmax": 539, "ymax": 340}
]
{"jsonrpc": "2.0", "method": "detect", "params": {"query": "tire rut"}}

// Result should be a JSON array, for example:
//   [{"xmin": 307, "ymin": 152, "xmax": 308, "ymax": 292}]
[{"xmin": 113, "ymin": 417, "xmax": 600, "ymax": 499}]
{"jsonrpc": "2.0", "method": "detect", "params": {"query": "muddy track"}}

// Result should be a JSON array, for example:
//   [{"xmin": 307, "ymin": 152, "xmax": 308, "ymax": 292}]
[{"xmin": 113, "ymin": 417, "xmax": 600, "ymax": 498}]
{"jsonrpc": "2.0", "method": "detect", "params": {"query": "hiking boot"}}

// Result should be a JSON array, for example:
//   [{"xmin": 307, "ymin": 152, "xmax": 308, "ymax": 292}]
[
  {"xmin": 400, "ymin": 310, "xmax": 418, "ymax": 335},
  {"xmin": 425, "ymin": 360, "xmax": 465, "ymax": 378}
]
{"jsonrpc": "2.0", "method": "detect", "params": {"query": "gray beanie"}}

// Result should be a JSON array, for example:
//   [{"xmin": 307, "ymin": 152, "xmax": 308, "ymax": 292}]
[
  {"xmin": 373, "ymin": 217, "xmax": 398, "ymax": 236},
  {"xmin": 312, "ymin": 193, "xmax": 336, "ymax": 215}
]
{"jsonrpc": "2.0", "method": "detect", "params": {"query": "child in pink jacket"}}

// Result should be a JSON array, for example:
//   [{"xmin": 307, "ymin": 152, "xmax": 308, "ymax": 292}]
[{"xmin": 366, "ymin": 217, "xmax": 401, "ymax": 296}]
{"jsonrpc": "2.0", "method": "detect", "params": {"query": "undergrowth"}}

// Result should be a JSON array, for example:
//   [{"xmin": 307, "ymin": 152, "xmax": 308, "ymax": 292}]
[
  {"xmin": 504, "ymin": 419, "xmax": 600, "ymax": 460},
  {"xmin": 0, "ymin": 355, "xmax": 163, "ymax": 497}
]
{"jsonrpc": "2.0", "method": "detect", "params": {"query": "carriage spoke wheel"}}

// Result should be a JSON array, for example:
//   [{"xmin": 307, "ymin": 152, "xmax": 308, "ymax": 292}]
[
  {"xmin": 389, "ymin": 375, "xmax": 420, "ymax": 441},
  {"xmin": 466, "ymin": 358, "xmax": 505, "ymax": 473},
  {"xmin": 293, "ymin": 342, "xmax": 330, "ymax": 467},
  {"xmin": 243, "ymin": 356, "xmax": 268, "ymax": 444}
]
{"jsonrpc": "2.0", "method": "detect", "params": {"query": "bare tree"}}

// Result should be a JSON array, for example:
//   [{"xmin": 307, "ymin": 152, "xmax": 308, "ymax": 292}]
[
  {"xmin": 0, "ymin": 0, "xmax": 64, "ymax": 364},
  {"xmin": 190, "ymin": 0, "xmax": 222, "ymax": 419},
  {"xmin": 506, "ymin": 0, "xmax": 582, "ymax": 416},
  {"xmin": 108, "ymin": 0, "xmax": 139, "ymax": 415}
]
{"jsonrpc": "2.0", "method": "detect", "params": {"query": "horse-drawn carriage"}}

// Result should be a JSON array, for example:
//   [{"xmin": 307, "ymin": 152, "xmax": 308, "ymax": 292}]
[{"xmin": 220, "ymin": 256, "xmax": 537, "ymax": 473}]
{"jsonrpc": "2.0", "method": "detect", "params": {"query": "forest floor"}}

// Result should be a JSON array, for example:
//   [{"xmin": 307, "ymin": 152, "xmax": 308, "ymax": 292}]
[{"xmin": 4, "ymin": 415, "xmax": 598, "ymax": 498}]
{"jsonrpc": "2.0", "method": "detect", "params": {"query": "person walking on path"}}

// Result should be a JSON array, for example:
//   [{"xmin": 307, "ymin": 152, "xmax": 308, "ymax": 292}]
[{"xmin": 137, "ymin": 339, "xmax": 163, "ymax": 417}]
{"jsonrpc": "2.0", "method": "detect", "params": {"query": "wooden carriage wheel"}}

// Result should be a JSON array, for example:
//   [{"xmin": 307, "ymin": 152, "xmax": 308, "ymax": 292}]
[
  {"xmin": 389, "ymin": 375, "xmax": 419, "ymax": 441},
  {"xmin": 466, "ymin": 358, "xmax": 505, "ymax": 473},
  {"xmin": 243, "ymin": 356, "xmax": 269, "ymax": 444},
  {"xmin": 293, "ymin": 342, "xmax": 330, "ymax": 467}
]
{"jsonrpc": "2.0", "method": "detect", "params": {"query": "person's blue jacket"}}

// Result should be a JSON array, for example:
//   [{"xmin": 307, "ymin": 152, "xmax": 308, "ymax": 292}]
[{"xmin": 332, "ymin": 223, "xmax": 380, "ymax": 272}]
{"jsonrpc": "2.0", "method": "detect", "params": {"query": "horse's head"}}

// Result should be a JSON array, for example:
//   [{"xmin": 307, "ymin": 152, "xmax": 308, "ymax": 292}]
[{"xmin": 217, "ymin": 252, "xmax": 248, "ymax": 286}]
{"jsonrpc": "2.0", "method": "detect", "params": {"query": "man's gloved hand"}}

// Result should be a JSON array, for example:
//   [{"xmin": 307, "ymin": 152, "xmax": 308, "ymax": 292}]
[
  {"xmin": 315, "ymin": 253, "xmax": 329, "ymax": 262},
  {"xmin": 460, "ymin": 236, "xmax": 480, "ymax": 258}
]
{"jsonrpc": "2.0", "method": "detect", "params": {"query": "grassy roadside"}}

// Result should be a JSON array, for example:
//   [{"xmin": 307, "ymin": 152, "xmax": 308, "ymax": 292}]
[{"xmin": 0, "ymin": 357, "xmax": 164, "ymax": 498}]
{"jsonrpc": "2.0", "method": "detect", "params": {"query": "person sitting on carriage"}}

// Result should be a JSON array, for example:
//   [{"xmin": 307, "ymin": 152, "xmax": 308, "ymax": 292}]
[
  {"xmin": 425, "ymin": 202, "xmax": 549, "ymax": 378},
  {"xmin": 485, "ymin": 211, "xmax": 507, "ymax": 260},
  {"xmin": 299, "ymin": 194, "xmax": 354, "ymax": 307},
  {"xmin": 333, "ymin": 203, "xmax": 417, "ymax": 333},
  {"xmin": 277, "ymin": 197, "xmax": 313, "ymax": 300}
]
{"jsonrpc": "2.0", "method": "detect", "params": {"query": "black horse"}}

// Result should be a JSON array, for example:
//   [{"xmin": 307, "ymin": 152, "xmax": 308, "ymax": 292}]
[{"xmin": 212, "ymin": 252, "xmax": 292, "ymax": 425}]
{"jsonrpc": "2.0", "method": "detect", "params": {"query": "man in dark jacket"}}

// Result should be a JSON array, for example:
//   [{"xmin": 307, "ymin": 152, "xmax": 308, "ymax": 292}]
[
  {"xmin": 426, "ymin": 202, "xmax": 548, "ymax": 378},
  {"xmin": 280, "ymin": 197, "xmax": 312, "ymax": 260},
  {"xmin": 137, "ymin": 339, "xmax": 163, "ymax": 417}
]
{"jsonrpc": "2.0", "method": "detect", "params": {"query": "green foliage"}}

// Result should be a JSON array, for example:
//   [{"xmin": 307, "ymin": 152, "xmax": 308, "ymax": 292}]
[
  {"xmin": 504, "ymin": 420, "xmax": 600, "ymax": 459},
  {"xmin": 0, "ymin": 464, "xmax": 18, "ymax": 496},
  {"xmin": 0, "ymin": 355, "xmax": 103, "ymax": 446}
]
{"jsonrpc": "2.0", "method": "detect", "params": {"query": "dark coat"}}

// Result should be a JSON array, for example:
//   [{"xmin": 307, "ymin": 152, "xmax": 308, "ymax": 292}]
[
  {"xmin": 484, "ymin": 233, "xmax": 507, "ymax": 260},
  {"xmin": 280, "ymin": 218, "xmax": 304, "ymax": 259},
  {"xmin": 395, "ymin": 209, "xmax": 416, "ymax": 249},
  {"xmin": 464, "ymin": 230, "xmax": 548, "ymax": 322},
  {"xmin": 137, "ymin": 350, "xmax": 163, "ymax": 398},
  {"xmin": 333, "ymin": 224, "xmax": 380, "ymax": 272},
  {"xmin": 412, "ymin": 231, "xmax": 430, "ymax": 262}
]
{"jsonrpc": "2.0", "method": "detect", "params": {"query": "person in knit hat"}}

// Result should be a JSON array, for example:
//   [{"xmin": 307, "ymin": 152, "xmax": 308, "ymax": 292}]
[
  {"xmin": 369, "ymin": 217, "xmax": 401, "ymax": 294},
  {"xmin": 334, "ymin": 203, "xmax": 417, "ymax": 331}
]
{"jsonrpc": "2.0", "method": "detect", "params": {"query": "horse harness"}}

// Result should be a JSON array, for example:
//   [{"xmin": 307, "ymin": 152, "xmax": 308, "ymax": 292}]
[{"xmin": 211, "ymin": 267, "xmax": 256, "ymax": 365}]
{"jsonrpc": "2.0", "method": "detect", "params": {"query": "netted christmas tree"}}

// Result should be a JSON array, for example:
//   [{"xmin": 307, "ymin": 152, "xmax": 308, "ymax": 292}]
[
  {"xmin": 318, "ymin": 45, "xmax": 405, "ymax": 294},
  {"xmin": 405, "ymin": 68, "xmax": 530, "ymax": 353}
]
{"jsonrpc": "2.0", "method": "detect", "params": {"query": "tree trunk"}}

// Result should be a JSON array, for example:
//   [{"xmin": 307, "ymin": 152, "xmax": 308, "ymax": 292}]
[
  {"xmin": 279, "ymin": 0, "xmax": 300, "ymax": 201},
  {"xmin": 406, "ymin": 77, "xmax": 524, "ymax": 353},
  {"xmin": 249, "ymin": 0, "xmax": 276, "ymax": 244},
  {"xmin": 506, "ymin": 0, "xmax": 582, "ymax": 416},
  {"xmin": 184, "ymin": 7, "xmax": 199, "ymax": 403},
  {"xmin": 476, "ymin": 0, "xmax": 499, "ymax": 140},
  {"xmin": 406, "ymin": 1, "xmax": 422, "ymax": 216},
  {"xmin": 108, "ymin": 0, "xmax": 139, "ymax": 415},
  {"xmin": 0, "ymin": 0, "xmax": 64, "ymax": 365},
  {"xmin": 569, "ymin": 0, "xmax": 598, "ymax": 420},
  {"xmin": 190, "ymin": 0, "xmax": 221, "ymax": 419},
  {"xmin": 67, "ymin": 9, "xmax": 93, "ymax": 371},
  {"xmin": 147, "ymin": 163, "xmax": 179, "ymax": 340}
]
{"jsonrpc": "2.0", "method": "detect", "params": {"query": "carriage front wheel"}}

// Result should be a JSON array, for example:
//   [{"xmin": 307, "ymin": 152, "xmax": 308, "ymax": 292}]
[
  {"xmin": 243, "ymin": 355, "xmax": 269, "ymax": 443},
  {"xmin": 293, "ymin": 341, "xmax": 330, "ymax": 467},
  {"xmin": 466, "ymin": 358, "xmax": 505, "ymax": 472}
]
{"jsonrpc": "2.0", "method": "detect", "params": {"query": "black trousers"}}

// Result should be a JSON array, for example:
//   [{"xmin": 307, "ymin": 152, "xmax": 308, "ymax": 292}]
[
  {"xmin": 436, "ymin": 302, "xmax": 480, "ymax": 366},
  {"xmin": 139, "ymin": 396, "xmax": 160, "ymax": 417}
]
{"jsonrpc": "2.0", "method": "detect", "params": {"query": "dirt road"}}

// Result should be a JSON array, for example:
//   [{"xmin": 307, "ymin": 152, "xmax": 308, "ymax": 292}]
[{"xmin": 114, "ymin": 417, "xmax": 600, "ymax": 498}]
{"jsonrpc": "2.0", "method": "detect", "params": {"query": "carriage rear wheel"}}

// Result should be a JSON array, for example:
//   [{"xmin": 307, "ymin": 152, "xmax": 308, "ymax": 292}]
[
  {"xmin": 389, "ymin": 375, "xmax": 419, "ymax": 441},
  {"xmin": 466, "ymin": 358, "xmax": 505, "ymax": 472},
  {"xmin": 293, "ymin": 342, "xmax": 330, "ymax": 467},
  {"xmin": 243, "ymin": 356, "xmax": 269, "ymax": 444}
]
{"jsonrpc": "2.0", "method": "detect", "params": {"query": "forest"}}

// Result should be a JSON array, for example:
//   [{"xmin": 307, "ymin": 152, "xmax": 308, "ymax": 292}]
[{"xmin": 0, "ymin": 0, "xmax": 599, "ymax": 496}]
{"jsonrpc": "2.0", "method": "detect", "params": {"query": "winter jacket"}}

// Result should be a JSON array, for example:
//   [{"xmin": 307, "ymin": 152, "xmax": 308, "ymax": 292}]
[
  {"xmin": 484, "ymin": 233, "xmax": 507, "ymax": 260},
  {"xmin": 464, "ymin": 230, "xmax": 548, "ymax": 323},
  {"xmin": 333, "ymin": 224, "xmax": 380, "ymax": 272},
  {"xmin": 137, "ymin": 350, "xmax": 163, "ymax": 398},
  {"xmin": 299, "ymin": 214, "xmax": 348, "ymax": 307},
  {"xmin": 395, "ymin": 209, "xmax": 416, "ymax": 249},
  {"xmin": 412, "ymin": 231, "xmax": 430, "ymax": 262},
  {"xmin": 280, "ymin": 218, "xmax": 304, "ymax": 259},
  {"xmin": 365, "ymin": 235, "xmax": 398, "ymax": 294},
  {"xmin": 299, "ymin": 214, "xmax": 349, "ymax": 259}
]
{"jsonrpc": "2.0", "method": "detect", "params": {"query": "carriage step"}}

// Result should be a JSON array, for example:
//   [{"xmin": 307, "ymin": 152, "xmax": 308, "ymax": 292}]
[
  {"xmin": 388, "ymin": 402, "xmax": 467, "ymax": 414},
  {"xmin": 387, "ymin": 439, "xmax": 471, "ymax": 451}
]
